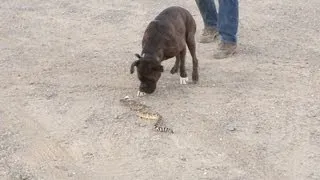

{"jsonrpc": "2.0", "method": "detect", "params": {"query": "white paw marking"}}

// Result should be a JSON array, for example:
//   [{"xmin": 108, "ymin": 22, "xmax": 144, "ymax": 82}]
[
  {"xmin": 137, "ymin": 91, "xmax": 146, "ymax": 97},
  {"xmin": 180, "ymin": 77, "xmax": 188, "ymax": 85}
]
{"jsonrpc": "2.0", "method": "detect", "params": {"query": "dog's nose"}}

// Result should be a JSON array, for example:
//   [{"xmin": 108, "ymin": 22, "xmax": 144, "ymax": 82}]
[
  {"xmin": 139, "ymin": 83, "xmax": 155, "ymax": 94},
  {"xmin": 141, "ymin": 87, "xmax": 155, "ymax": 94}
]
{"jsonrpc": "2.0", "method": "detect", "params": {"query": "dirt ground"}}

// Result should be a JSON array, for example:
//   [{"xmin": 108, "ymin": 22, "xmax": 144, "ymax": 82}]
[{"xmin": 0, "ymin": 0, "xmax": 319, "ymax": 179}]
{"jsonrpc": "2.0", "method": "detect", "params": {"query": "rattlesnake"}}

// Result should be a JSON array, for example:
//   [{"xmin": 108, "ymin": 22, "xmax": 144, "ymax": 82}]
[{"xmin": 119, "ymin": 96, "xmax": 173, "ymax": 133}]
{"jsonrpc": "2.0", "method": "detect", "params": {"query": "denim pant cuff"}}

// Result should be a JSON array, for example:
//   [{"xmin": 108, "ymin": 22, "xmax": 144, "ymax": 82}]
[
  {"xmin": 221, "ymin": 36, "xmax": 237, "ymax": 44},
  {"xmin": 205, "ymin": 25, "xmax": 218, "ymax": 31},
  {"xmin": 196, "ymin": 0, "xmax": 239, "ymax": 44}
]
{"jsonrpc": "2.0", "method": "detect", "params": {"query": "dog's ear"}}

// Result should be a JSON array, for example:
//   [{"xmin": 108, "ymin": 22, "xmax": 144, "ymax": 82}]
[
  {"xmin": 152, "ymin": 65, "xmax": 164, "ymax": 72},
  {"xmin": 135, "ymin": 53, "xmax": 142, "ymax": 59},
  {"xmin": 130, "ymin": 60, "xmax": 140, "ymax": 74}
]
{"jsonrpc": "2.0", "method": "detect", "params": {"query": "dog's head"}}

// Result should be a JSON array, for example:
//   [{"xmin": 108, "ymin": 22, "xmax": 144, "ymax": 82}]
[{"xmin": 130, "ymin": 54, "xmax": 163, "ymax": 94}]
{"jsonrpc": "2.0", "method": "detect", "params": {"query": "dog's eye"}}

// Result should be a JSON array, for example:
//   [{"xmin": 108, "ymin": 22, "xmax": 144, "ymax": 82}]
[
  {"xmin": 152, "ymin": 65, "xmax": 163, "ymax": 72},
  {"xmin": 139, "ymin": 76, "xmax": 148, "ymax": 82}
]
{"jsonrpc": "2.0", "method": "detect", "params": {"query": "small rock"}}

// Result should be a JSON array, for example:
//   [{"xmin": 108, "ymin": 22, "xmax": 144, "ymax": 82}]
[
  {"xmin": 68, "ymin": 172, "xmax": 76, "ymax": 177},
  {"xmin": 83, "ymin": 152, "xmax": 94, "ymax": 159},
  {"xmin": 46, "ymin": 93, "xmax": 57, "ymax": 100},
  {"xmin": 227, "ymin": 126, "xmax": 236, "ymax": 131},
  {"xmin": 18, "ymin": 174, "xmax": 30, "ymax": 180},
  {"xmin": 226, "ymin": 125, "xmax": 236, "ymax": 131}
]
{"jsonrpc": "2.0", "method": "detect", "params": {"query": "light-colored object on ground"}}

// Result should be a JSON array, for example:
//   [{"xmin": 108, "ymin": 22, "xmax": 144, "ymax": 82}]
[{"xmin": 119, "ymin": 96, "xmax": 174, "ymax": 133}]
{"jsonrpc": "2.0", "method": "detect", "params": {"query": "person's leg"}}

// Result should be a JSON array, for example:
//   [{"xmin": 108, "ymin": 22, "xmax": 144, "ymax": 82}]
[
  {"xmin": 214, "ymin": 0, "xmax": 239, "ymax": 59},
  {"xmin": 195, "ymin": 0, "xmax": 219, "ymax": 43}
]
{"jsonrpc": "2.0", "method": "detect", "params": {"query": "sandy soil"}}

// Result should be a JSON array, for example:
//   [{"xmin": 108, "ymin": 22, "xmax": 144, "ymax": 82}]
[{"xmin": 1, "ymin": 0, "xmax": 320, "ymax": 179}]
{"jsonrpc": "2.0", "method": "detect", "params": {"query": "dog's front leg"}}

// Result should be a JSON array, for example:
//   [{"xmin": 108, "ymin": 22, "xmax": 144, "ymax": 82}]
[
  {"xmin": 170, "ymin": 57, "xmax": 180, "ymax": 74},
  {"xmin": 179, "ymin": 48, "xmax": 188, "ymax": 85}
]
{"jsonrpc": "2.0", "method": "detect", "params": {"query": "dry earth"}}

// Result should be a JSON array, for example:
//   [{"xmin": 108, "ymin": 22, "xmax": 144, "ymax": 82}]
[{"xmin": 1, "ymin": 0, "xmax": 320, "ymax": 179}]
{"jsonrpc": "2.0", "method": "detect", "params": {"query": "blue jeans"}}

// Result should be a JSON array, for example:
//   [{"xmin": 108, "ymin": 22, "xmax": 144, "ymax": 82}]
[{"xmin": 195, "ymin": 0, "xmax": 239, "ymax": 44}]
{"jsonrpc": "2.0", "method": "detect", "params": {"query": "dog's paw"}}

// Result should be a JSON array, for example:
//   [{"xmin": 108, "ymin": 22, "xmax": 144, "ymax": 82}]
[
  {"xmin": 170, "ymin": 66, "xmax": 178, "ymax": 74},
  {"xmin": 180, "ymin": 77, "xmax": 188, "ymax": 85},
  {"xmin": 137, "ymin": 91, "xmax": 146, "ymax": 97},
  {"xmin": 192, "ymin": 71, "xmax": 199, "ymax": 82}
]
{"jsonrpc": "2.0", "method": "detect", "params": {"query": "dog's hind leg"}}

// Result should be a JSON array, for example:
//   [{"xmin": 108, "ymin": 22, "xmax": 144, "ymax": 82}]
[
  {"xmin": 170, "ymin": 57, "xmax": 180, "ymax": 74},
  {"xmin": 186, "ymin": 32, "xmax": 199, "ymax": 83},
  {"xmin": 179, "ymin": 47, "xmax": 188, "ymax": 85}
]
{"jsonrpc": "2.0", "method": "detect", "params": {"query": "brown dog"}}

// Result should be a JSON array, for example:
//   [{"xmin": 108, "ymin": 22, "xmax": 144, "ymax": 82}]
[{"xmin": 130, "ymin": 6, "xmax": 199, "ymax": 96}]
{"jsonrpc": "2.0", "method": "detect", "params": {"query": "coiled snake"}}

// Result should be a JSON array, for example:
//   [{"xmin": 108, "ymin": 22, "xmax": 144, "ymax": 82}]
[{"xmin": 119, "ymin": 96, "xmax": 174, "ymax": 133}]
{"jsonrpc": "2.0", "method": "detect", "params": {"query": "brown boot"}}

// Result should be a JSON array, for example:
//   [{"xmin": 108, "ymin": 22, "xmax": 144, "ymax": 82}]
[
  {"xmin": 199, "ymin": 27, "xmax": 219, "ymax": 43},
  {"xmin": 213, "ymin": 41, "xmax": 237, "ymax": 59}
]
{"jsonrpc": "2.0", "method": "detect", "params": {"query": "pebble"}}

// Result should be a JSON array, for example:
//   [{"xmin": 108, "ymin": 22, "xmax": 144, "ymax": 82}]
[
  {"xmin": 226, "ymin": 124, "xmax": 236, "ymax": 131},
  {"xmin": 68, "ymin": 172, "xmax": 76, "ymax": 177},
  {"xmin": 227, "ymin": 126, "xmax": 236, "ymax": 131}
]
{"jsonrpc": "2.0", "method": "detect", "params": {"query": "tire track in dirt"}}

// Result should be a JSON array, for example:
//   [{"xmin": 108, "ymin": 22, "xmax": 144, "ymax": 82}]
[{"xmin": 0, "ymin": 100, "xmax": 92, "ymax": 179}]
